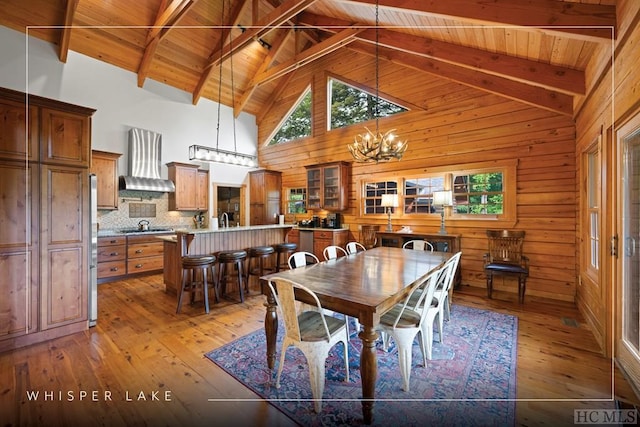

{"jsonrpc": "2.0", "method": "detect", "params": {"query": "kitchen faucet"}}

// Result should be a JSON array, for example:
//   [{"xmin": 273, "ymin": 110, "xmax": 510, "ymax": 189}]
[{"xmin": 220, "ymin": 212, "xmax": 229, "ymax": 228}]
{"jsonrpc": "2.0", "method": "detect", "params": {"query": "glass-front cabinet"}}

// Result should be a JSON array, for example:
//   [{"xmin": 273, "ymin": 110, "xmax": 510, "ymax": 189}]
[
  {"xmin": 305, "ymin": 162, "xmax": 350, "ymax": 211},
  {"xmin": 307, "ymin": 168, "xmax": 322, "ymax": 209}
]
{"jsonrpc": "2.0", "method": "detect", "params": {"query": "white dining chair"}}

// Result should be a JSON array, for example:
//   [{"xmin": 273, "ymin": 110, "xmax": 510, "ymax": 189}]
[
  {"xmin": 377, "ymin": 267, "xmax": 440, "ymax": 391},
  {"xmin": 406, "ymin": 255, "xmax": 458, "ymax": 360},
  {"xmin": 268, "ymin": 278, "xmax": 350, "ymax": 412},
  {"xmin": 323, "ymin": 245, "xmax": 348, "ymax": 261},
  {"xmin": 402, "ymin": 240, "xmax": 434, "ymax": 252},
  {"xmin": 434, "ymin": 251, "xmax": 462, "ymax": 322},
  {"xmin": 288, "ymin": 251, "xmax": 319, "ymax": 269},
  {"xmin": 345, "ymin": 241, "xmax": 367, "ymax": 254}
]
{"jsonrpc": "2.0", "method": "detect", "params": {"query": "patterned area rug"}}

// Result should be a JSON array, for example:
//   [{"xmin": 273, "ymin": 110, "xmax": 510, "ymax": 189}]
[{"xmin": 205, "ymin": 305, "xmax": 517, "ymax": 426}]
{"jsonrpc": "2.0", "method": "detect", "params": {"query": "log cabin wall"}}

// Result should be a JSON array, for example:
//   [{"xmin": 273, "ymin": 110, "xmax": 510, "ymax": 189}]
[
  {"xmin": 257, "ymin": 48, "xmax": 577, "ymax": 303},
  {"xmin": 574, "ymin": 0, "xmax": 640, "ymax": 355}
]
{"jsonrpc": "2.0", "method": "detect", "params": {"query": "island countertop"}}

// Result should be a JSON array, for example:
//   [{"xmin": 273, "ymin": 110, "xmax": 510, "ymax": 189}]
[
  {"xmin": 174, "ymin": 224, "xmax": 293, "ymax": 234},
  {"xmin": 163, "ymin": 224, "xmax": 294, "ymax": 296}
]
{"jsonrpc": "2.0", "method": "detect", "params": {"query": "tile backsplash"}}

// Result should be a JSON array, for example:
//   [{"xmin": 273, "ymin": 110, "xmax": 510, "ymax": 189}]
[{"xmin": 97, "ymin": 190, "xmax": 205, "ymax": 230}]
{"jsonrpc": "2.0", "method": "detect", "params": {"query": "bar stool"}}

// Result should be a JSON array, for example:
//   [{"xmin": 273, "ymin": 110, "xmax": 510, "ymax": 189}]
[
  {"xmin": 217, "ymin": 250, "xmax": 248, "ymax": 303},
  {"xmin": 245, "ymin": 245, "xmax": 275, "ymax": 293},
  {"xmin": 272, "ymin": 242, "xmax": 297, "ymax": 272},
  {"xmin": 176, "ymin": 255, "xmax": 217, "ymax": 314}
]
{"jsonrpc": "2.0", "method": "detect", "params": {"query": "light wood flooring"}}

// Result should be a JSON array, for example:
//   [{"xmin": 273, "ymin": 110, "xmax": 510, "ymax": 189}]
[{"xmin": 1, "ymin": 274, "xmax": 638, "ymax": 426}]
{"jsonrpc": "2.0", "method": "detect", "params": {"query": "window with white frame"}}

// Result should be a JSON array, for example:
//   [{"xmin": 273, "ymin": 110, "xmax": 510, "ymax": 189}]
[
  {"xmin": 586, "ymin": 144, "xmax": 600, "ymax": 272},
  {"xmin": 360, "ymin": 161, "xmax": 516, "ymax": 223},
  {"xmin": 452, "ymin": 171, "xmax": 504, "ymax": 215},
  {"xmin": 286, "ymin": 188, "xmax": 307, "ymax": 214},
  {"xmin": 403, "ymin": 176, "xmax": 445, "ymax": 214},
  {"xmin": 362, "ymin": 180, "xmax": 398, "ymax": 214}
]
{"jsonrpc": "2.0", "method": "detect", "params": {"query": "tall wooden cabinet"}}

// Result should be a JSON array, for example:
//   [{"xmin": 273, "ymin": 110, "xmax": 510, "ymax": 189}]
[
  {"xmin": 306, "ymin": 162, "xmax": 349, "ymax": 211},
  {"xmin": 0, "ymin": 87, "xmax": 94, "ymax": 352},
  {"xmin": 249, "ymin": 170, "xmax": 281, "ymax": 225}
]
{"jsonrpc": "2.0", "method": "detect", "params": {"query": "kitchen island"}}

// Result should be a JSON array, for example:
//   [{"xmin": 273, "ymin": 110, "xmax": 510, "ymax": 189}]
[{"xmin": 162, "ymin": 224, "xmax": 293, "ymax": 295}]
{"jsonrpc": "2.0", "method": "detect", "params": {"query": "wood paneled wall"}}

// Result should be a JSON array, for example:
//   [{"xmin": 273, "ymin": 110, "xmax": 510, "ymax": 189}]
[
  {"xmin": 257, "ymin": 48, "xmax": 577, "ymax": 302},
  {"xmin": 574, "ymin": 0, "xmax": 640, "ymax": 354}
]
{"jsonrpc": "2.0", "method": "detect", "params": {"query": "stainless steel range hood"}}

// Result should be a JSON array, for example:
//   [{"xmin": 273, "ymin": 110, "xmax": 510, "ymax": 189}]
[{"xmin": 119, "ymin": 128, "xmax": 175, "ymax": 192}]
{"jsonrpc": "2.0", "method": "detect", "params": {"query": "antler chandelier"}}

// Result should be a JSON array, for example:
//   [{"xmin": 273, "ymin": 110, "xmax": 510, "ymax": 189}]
[
  {"xmin": 348, "ymin": 0, "xmax": 407, "ymax": 163},
  {"xmin": 349, "ymin": 127, "xmax": 407, "ymax": 163}
]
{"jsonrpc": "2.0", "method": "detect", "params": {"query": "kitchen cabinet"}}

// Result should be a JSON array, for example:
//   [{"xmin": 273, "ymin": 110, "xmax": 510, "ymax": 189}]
[
  {"xmin": 97, "ymin": 233, "xmax": 169, "ymax": 283},
  {"xmin": 90, "ymin": 150, "xmax": 122, "ymax": 210},
  {"xmin": 196, "ymin": 169, "xmax": 209, "ymax": 210},
  {"xmin": 40, "ymin": 107, "xmax": 91, "ymax": 167},
  {"xmin": 127, "ymin": 234, "xmax": 165, "ymax": 275},
  {"xmin": 167, "ymin": 162, "xmax": 200, "ymax": 211},
  {"xmin": 249, "ymin": 170, "xmax": 281, "ymax": 225},
  {"xmin": 306, "ymin": 162, "xmax": 350, "ymax": 211},
  {"xmin": 0, "ymin": 161, "xmax": 39, "ymax": 341},
  {"xmin": 97, "ymin": 236, "xmax": 126, "ymax": 282},
  {"xmin": 312, "ymin": 229, "xmax": 348, "ymax": 260},
  {"xmin": 287, "ymin": 228, "xmax": 300, "ymax": 247},
  {"xmin": 0, "ymin": 87, "xmax": 94, "ymax": 351}
]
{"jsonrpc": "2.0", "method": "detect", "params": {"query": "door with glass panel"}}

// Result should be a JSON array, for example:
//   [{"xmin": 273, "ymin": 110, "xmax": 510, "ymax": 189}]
[{"xmin": 618, "ymin": 114, "xmax": 640, "ymax": 390}]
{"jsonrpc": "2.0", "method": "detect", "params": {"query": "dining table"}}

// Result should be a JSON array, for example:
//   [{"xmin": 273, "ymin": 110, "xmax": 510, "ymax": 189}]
[{"xmin": 261, "ymin": 246, "xmax": 451, "ymax": 424}]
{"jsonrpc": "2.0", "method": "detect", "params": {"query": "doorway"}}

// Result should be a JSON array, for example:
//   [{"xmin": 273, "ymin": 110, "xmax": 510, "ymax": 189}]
[
  {"xmin": 617, "ymin": 111, "xmax": 640, "ymax": 392},
  {"xmin": 214, "ymin": 184, "xmax": 245, "ymax": 226}
]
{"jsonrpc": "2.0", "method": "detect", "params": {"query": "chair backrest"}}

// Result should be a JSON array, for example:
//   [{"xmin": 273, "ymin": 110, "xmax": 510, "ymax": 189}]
[
  {"xmin": 323, "ymin": 245, "xmax": 348, "ymax": 261},
  {"xmin": 288, "ymin": 251, "xmax": 320, "ymax": 269},
  {"xmin": 435, "ymin": 251, "xmax": 462, "ymax": 294},
  {"xmin": 486, "ymin": 230, "xmax": 525, "ymax": 265},
  {"xmin": 360, "ymin": 225, "xmax": 379, "ymax": 249},
  {"xmin": 402, "ymin": 239, "xmax": 434, "ymax": 252},
  {"xmin": 390, "ymin": 268, "xmax": 440, "ymax": 329},
  {"xmin": 345, "ymin": 241, "xmax": 366, "ymax": 255},
  {"xmin": 267, "ymin": 278, "xmax": 331, "ymax": 343}
]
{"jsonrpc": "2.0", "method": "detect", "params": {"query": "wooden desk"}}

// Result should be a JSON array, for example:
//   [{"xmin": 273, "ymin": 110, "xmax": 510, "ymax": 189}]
[
  {"xmin": 262, "ymin": 247, "xmax": 450, "ymax": 424},
  {"xmin": 376, "ymin": 231, "xmax": 461, "ymax": 287}
]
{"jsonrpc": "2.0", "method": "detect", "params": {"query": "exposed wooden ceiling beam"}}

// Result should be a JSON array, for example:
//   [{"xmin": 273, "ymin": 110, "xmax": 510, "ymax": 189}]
[
  {"xmin": 235, "ymin": 29, "xmax": 292, "ymax": 117},
  {"xmin": 192, "ymin": 0, "xmax": 319, "ymax": 105},
  {"xmin": 298, "ymin": 12, "xmax": 585, "ymax": 97},
  {"xmin": 253, "ymin": 27, "xmax": 363, "ymax": 86},
  {"xmin": 359, "ymin": 28, "xmax": 586, "ymax": 96},
  {"xmin": 341, "ymin": 0, "xmax": 616, "ymax": 42},
  {"xmin": 349, "ymin": 42, "xmax": 574, "ymax": 116},
  {"xmin": 137, "ymin": 0, "xmax": 198, "ymax": 88},
  {"xmin": 58, "ymin": 0, "xmax": 78, "ymax": 63}
]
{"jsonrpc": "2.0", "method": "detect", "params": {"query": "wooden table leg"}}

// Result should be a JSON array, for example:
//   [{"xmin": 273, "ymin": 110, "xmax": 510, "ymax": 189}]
[
  {"xmin": 359, "ymin": 326, "xmax": 378, "ymax": 425},
  {"xmin": 264, "ymin": 291, "xmax": 278, "ymax": 369}
]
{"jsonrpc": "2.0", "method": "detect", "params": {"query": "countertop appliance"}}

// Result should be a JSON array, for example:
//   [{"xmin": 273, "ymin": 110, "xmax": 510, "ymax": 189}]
[
  {"xmin": 327, "ymin": 213, "xmax": 342, "ymax": 229},
  {"xmin": 89, "ymin": 174, "xmax": 98, "ymax": 327}
]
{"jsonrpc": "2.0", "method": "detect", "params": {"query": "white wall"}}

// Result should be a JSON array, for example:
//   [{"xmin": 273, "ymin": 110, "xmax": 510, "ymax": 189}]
[{"xmin": 0, "ymin": 26, "xmax": 258, "ymax": 186}]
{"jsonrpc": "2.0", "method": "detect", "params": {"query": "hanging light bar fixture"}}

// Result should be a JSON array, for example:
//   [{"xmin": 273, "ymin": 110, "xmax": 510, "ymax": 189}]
[
  {"xmin": 348, "ymin": 0, "xmax": 407, "ymax": 163},
  {"xmin": 190, "ymin": 0, "xmax": 256, "ymax": 168}
]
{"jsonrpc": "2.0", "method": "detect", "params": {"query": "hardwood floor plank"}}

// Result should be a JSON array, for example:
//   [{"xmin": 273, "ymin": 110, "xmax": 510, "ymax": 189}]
[{"xmin": 1, "ymin": 274, "xmax": 637, "ymax": 426}]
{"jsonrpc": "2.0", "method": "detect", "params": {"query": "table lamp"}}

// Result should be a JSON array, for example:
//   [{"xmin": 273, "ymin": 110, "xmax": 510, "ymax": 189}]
[
  {"xmin": 433, "ymin": 190, "xmax": 453, "ymax": 234},
  {"xmin": 381, "ymin": 194, "xmax": 399, "ymax": 232}
]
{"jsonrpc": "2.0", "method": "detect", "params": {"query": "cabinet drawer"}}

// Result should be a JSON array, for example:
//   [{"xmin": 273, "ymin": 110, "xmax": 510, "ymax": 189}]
[
  {"xmin": 97, "ymin": 260, "xmax": 126, "ymax": 278},
  {"xmin": 314, "ymin": 230, "xmax": 333, "ymax": 239},
  {"xmin": 97, "ymin": 244, "xmax": 126, "ymax": 262},
  {"xmin": 127, "ymin": 255, "xmax": 163, "ymax": 273},
  {"xmin": 128, "ymin": 242, "xmax": 164, "ymax": 258},
  {"xmin": 98, "ymin": 236, "xmax": 126, "ymax": 246}
]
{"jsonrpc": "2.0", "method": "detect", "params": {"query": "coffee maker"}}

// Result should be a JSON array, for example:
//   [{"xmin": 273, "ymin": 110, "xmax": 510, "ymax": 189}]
[{"xmin": 326, "ymin": 213, "xmax": 342, "ymax": 229}]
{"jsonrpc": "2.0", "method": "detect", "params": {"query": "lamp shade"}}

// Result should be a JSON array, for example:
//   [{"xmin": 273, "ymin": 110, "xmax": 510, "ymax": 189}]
[
  {"xmin": 433, "ymin": 190, "xmax": 453, "ymax": 206},
  {"xmin": 381, "ymin": 194, "xmax": 399, "ymax": 208}
]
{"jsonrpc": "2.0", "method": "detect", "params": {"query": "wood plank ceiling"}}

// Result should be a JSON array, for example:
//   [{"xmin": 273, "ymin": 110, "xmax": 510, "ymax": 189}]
[{"xmin": 0, "ymin": 0, "xmax": 616, "ymax": 118}]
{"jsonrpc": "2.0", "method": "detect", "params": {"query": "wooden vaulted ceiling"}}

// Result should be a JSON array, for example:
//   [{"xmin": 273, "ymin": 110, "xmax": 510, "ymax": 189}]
[{"xmin": 0, "ymin": 0, "xmax": 616, "ymax": 119}]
